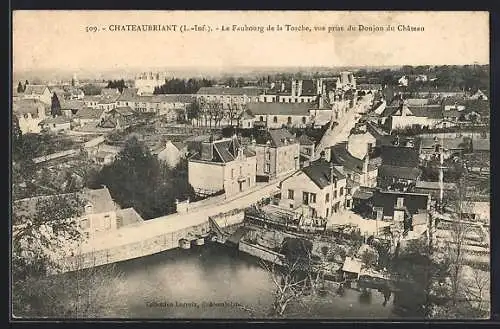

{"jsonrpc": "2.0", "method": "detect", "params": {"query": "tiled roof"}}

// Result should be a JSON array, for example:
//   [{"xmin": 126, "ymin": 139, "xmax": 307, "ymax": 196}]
[
  {"xmin": 12, "ymin": 187, "xmax": 116, "ymax": 225},
  {"xmin": 40, "ymin": 115, "xmax": 71, "ymax": 125},
  {"xmin": 302, "ymin": 158, "xmax": 346, "ymax": 189},
  {"xmin": 255, "ymin": 129, "xmax": 297, "ymax": 147},
  {"xmin": 12, "ymin": 99, "xmax": 47, "ymax": 116},
  {"xmin": 299, "ymin": 80, "xmax": 317, "ymax": 96},
  {"xmin": 357, "ymin": 84, "xmax": 382, "ymax": 91},
  {"xmin": 372, "ymin": 189, "xmax": 429, "ymax": 217},
  {"xmin": 24, "ymin": 85, "xmax": 49, "ymax": 95},
  {"xmin": 191, "ymin": 137, "xmax": 255, "ymax": 163},
  {"xmin": 112, "ymin": 106, "xmax": 135, "ymax": 116},
  {"xmin": 75, "ymin": 107, "xmax": 105, "ymax": 120},
  {"xmin": 298, "ymin": 134, "xmax": 315, "ymax": 145},
  {"xmin": 247, "ymin": 102, "xmax": 314, "ymax": 116},
  {"xmin": 116, "ymin": 208, "xmax": 144, "ymax": 228},
  {"xmin": 101, "ymin": 88, "xmax": 120, "ymax": 96},
  {"xmin": 378, "ymin": 165, "xmax": 422, "ymax": 180},
  {"xmin": 60, "ymin": 100, "xmax": 85, "ymax": 110},
  {"xmin": 387, "ymin": 104, "xmax": 443, "ymax": 119},
  {"xmin": 415, "ymin": 181, "xmax": 457, "ymax": 190},
  {"xmin": 381, "ymin": 145, "xmax": 419, "ymax": 168},
  {"xmin": 197, "ymin": 87, "xmax": 263, "ymax": 96}
]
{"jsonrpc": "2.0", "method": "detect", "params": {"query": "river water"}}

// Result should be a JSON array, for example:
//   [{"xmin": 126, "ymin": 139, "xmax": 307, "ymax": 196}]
[{"xmin": 86, "ymin": 242, "xmax": 403, "ymax": 319}]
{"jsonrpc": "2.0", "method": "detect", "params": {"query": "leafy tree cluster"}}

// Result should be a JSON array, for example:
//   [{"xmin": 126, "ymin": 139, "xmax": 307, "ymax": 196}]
[
  {"xmin": 355, "ymin": 65, "xmax": 489, "ymax": 92},
  {"xmin": 87, "ymin": 136, "xmax": 197, "ymax": 219},
  {"xmin": 80, "ymin": 84, "xmax": 102, "ymax": 96},
  {"xmin": 106, "ymin": 79, "xmax": 127, "ymax": 93},
  {"xmin": 153, "ymin": 78, "xmax": 214, "ymax": 94},
  {"xmin": 17, "ymin": 81, "xmax": 28, "ymax": 93}
]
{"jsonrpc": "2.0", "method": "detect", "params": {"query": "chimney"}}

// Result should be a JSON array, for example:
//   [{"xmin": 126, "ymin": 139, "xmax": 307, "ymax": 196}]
[
  {"xmin": 320, "ymin": 151, "xmax": 326, "ymax": 160},
  {"xmin": 329, "ymin": 162, "xmax": 336, "ymax": 185},
  {"xmin": 201, "ymin": 141, "xmax": 214, "ymax": 161}
]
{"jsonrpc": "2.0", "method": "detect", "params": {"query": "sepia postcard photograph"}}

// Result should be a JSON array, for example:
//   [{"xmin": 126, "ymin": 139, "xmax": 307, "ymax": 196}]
[{"xmin": 10, "ymin": 10, "xmax": 491, "ymax": 320}]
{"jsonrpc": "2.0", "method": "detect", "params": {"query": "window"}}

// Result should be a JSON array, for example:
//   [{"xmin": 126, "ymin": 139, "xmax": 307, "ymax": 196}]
[
  {"xmin": 84, "ymin": 204, "xmax": 93, "ymax": 214},
  {"xmin": 326, "ymin": 208, "xmax": 329, "ymax": 217},
  {"xmin": 260, "ymin": 116, "xmax": 264, "ymax": 122},
  {"xmin": 104, "ymin": 216, "xmax": 112, "ymax": 230},
  {"xmin": 80, "ymin": 218, "xmax": 89, "ymax": 229},
  {"xmin": 334, "ymin": 180, "xmax": 337, "ymax": 188},
  {"xmin": 266, "ymin": 152, "xmax": 271, "ymax": 161},
  {"xmin": 347, "ymin": 188, "xmax": 352, "ymax": 195},
  {"xmin": 326, "ymin": 193, "xmax": 330, "ymax": 202},
  {"xmin": 340, "ymin": 187, "xmax": 344, "ymax": 196},
  {"xmin": 334, "ymin": 190, "xmax": 337, "ymax": 199},
  {"xmin": 310, "ymin": 193, "xmax": 316, "ymax": 203},
  {"xmin": 287, "ymin": 117, "xmax": 292, "ymax": 125},
  {"xmin": 231, "ymin": 169, "xmax": 234, "ymax": 178},
  {"xmin": 302, "ymin": 117, "xmax": 307, "ymax": 124},
  {"xmin": 290, "ymin": 204, "xmax": 294, "ymax": 209},
  {"xmin": 397, "ymin": 197, "xmax": 404, "ymax": 208},
  {"xmin": 265, "ymin": 163, "xmax": 270, "ymax": 173},
  {"xmin": 288, "ymin": 189, "xmax": 294, "ymax": 199},
  {"xmin": 302, "ymin": 192, "xmax": 309, "ymax": 205},
  {"xmin": 273, "ymin": 116, "xmax": 278, "ymax": 123}
]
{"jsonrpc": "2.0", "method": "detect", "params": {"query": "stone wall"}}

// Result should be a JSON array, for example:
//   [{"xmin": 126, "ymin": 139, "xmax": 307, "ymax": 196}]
[
  {"xmin": 59, "ymin": 221, "xmax": 210, "ymax": 272},
  {"xmin": 239, "ymin": 240, "xmax": 284, "ymax": 266}
]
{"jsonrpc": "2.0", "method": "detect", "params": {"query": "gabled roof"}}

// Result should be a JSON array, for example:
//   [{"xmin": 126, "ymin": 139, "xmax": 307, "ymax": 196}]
[
  {"xmin": 111, "ymin": 106, "xmax": 136, "ymax": 116},
  {"xmin": 381, "ymin": 145, "xmax": 419, "ymax": 168},
  {"xmin": 12, "ymin": 187, "xmax": 116, "ymax": 225},
  {"xmin": 191, "ymin": 137, "xmax": 255, "ymax": 163},
  {"xmin": 255, "ymin": 129, "xmax": 298, "ymax": 147},
  {"xmin": 302, "ymin": 158, "xmax": 346, "ymax": 189},
  {"xmin": 247, "ymin": 102, "xmax": 315, "ymax": 116},
  {"xmin": 116, "ymin": 208, "xmax": 144, "ymax": 228},
  {"xmin": 378, "ymin": 165, "xmax": 421, "ymax": 180},
  {"xmin": 74, "ymin": 107, "xmax": 105, "ymax": 120},
  {"xmin": 331, "ymin": 142, "xmax": 377, "ymax": 174},
  {"xmin": 197, "ymin": 87, "xmax": 263, "ymax": 96},
  {"xmin": 24, "ymin": 85, "xmax": 49, "ymax": 95},
  {"xmin": 298, "ymin": 134, "xmax": 315, "ymax": 145}
]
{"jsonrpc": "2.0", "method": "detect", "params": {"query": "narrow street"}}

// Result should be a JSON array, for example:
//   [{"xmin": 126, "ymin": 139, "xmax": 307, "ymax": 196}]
[{"xmin": 314, "ymin": 94, "xmax": 373, "ymax": 159}]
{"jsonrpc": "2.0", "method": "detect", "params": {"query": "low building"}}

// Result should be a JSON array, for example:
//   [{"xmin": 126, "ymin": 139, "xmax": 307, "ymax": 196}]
[
  {"xmin": 60, "ymin": 100, "xmax": 85, "ymax": 118},
  {"xmin": 13, "ymin": 99, "xmax": 48, "ymax": 134},
  {"xmin": 90, "ymin": 144, "xmax": 122, "ymax": 165},
  {"xmin": 371, "ymin": 189, "xmax": 431, "ymax": 234},
  {"xmin": 246, "ymin": 102, "xmax": 315, "ymax": 128},
  {"xmin": 385, "ymin": 103, "xmax": 443, "ymax": 132},
  {"xmin": 157, "ymin": 140, "xmax": 187, "ymax": 169},
  {"xmin": 298, "ymin": 134, "xmax": 316, "ymax": 164},
  {"xmin": 330, "ymin": 142, "xmax": 379, "ymax": 188},
  {"xmin": 12, "ymin": 187, "xmax": 120, "ymax": 240},
  {"xmin": 250, "ymin": 128, "xmax": 300, "ymax": 181},
  {"xmin": 414, "ymin": 181, "xmax": 457, "ymax": 199},
  {"xmin": 196, "ymin": 87, "xmax": 262, "ymax": 108},
  {"xmin": 279, "ymin": 158, "xmax": 347, "ymax": 220},
  {"xmin": 39, "ymin": 115, "xmax": 72, "ymax": 132},
  {"xmin": 23, "ymin": 85, "xmax": 52, "ymax": 105},
  {"xmin": 188, "ymin": 135, "xmax": 257, "ymax": 197},
  {"xmin": 73, "ymin": 107, "xmax": 106, "ymax": 126},
  {"xmin": 378, "ymin": 141, "xmax": 421, "ymax": 191}
]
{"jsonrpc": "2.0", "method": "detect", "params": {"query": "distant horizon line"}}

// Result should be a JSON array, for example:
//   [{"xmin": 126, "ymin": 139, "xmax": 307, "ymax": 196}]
[{"xmin": 14, "ymin": 62, "xmax": 490, "ymax": 74}]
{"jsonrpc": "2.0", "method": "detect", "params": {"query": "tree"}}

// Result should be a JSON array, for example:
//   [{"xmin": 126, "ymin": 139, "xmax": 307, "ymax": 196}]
[
  {"xmin": 187, "ymin": 101, "xmax": 201, "ymax": 126},
  {"xmin": 236, "ymin": 77, "xmax": 245, "ymax": 88},
  {"xmin": 92, "ymin": 137, "xmax": 196, "ymax": 219},
  {"xmin": 17, "ymin": 81, "xmax": 24, "ymax": 93},
  {"xmin": 81, "ymin": 84, "xmax": 102, "ymax": 96},
  {"xmin": 11, "ymin": 193, "xmax": 127, "ymax": 318},
  {"xmin": 50, "ymin": 93, "xmax": 62, "ymax": 117}
]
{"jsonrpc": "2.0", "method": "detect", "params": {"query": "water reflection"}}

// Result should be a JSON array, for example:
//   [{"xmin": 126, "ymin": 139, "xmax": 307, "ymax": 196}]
[{"xmin": 74, "ymin": 243, "xmax": 403, "ymax": 318}]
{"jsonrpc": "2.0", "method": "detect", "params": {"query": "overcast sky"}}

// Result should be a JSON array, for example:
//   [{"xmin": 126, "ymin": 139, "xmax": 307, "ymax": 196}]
[{"xmin": 13, "ymin": 11, "xmax": 489, "ymax": 73}]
